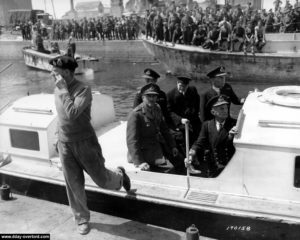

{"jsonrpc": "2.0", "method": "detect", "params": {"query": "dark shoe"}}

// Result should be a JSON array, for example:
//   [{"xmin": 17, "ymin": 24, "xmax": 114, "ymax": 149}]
[
  {"xmin": 118, "ymin": 166, "xmax": 131, "ymax": 191},
  {"xmin": 77, "ymin": 222, "xmax": 90, "ymax": 235}
]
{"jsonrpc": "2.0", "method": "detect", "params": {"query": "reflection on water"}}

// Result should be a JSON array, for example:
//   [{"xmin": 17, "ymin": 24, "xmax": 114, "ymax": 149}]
[{"xmin": 0, "ymin": 60, "xmax": 289, "ymax": 120}]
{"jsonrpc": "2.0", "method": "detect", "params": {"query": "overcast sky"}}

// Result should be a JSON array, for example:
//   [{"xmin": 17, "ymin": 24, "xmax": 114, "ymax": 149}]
[{"xmin": 31, "ymin": 0, "xmax": 297, "ymax": 19}]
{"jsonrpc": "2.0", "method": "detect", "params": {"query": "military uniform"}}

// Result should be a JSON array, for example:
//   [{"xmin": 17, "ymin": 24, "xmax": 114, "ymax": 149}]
[
  {"xmin": 127, "ymin": 84, "xmax": 182, "ymax": 172},
  {"xmin": 200, "ymin": 67, "xmax": 242, "ymax": 122},
  {"xmin": 133, "ymin": 69, "xmax": 172, "ymax": 126},
  {"xmin": 191, "ymin": 96, "xmax": 237, "ymax": 177},
  {"xmin": 133, "ymin": 87, "xmax": 170, "ymax": 125},
  {"xmin": 167, "ymin": 77, "xmax": 201, "ymax": 145},
  {"xmin": 200, "ymin": 83, "xmax": 242, "ymax": 122}
]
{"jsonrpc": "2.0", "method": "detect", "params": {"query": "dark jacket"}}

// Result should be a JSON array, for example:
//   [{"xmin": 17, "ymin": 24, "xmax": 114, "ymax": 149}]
[
  {"xmin": 167, "ymin": 86, "xmax": 200, "ymax": 126},
  {"xmin": 200, "ymin": 83, "xmax": 242, "ymax": 122},
  {"xmin": 167, "ymin": 86, "xmax": 201, "ymax": 143},
  {"xmin": 191, "ymin": 117, "xmax": 237, "ymax": 165},
  {"xmin": 126, "ymin": 103, "xmax": 176, "ymax": 166}
]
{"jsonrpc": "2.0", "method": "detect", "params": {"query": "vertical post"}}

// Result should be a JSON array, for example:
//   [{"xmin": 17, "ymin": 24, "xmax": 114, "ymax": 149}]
[
  {"xmin": 70, "ymin": 0, "xmax": 75, "ymax": 11},
  {"xmin": 51, "ymin": 0, "xmax": 56, "ymax": 19},
  {"xmin": 44, "ymin": 0, "xmax": 47, "ymax": 13},
  {"xmin": 185, "ymin": 122, "xmax": 190, "ymax": 189}
]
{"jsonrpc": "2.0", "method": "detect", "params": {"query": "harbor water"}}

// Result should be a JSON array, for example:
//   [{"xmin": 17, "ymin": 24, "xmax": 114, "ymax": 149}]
[{"xmin": 0, "ymin": 41, "xmax": 293, "ymax": 120}]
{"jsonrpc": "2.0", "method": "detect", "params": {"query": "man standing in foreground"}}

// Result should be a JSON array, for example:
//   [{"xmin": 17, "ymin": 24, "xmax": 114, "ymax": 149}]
[{"xmin": 49, "ymin": 56, "xmax": 131, "ymax": 235}]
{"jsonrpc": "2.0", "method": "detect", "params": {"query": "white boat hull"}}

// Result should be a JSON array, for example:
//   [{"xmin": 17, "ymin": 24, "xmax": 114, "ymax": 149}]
[
  {"xmin": 1, "ymin": 91, "xmax": 300, "ymax": 239},
  {"xmin": 22, "ymin": 47, "xmax": 101, "ymax": 74}
]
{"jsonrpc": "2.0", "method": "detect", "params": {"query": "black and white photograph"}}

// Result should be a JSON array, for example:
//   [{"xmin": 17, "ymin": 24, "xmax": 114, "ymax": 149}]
[{"xmin": 0, "ymin": 0, "xmax": 300, "ymax": 239}]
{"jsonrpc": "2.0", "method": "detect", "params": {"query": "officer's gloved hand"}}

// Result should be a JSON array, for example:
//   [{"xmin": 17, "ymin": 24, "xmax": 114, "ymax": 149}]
[
  {"xmin": 181, "ymin": 118, "xmax": 189, "ymax": 125},
  {"xmin": 138, "ymin": 162, "xmax": 150, "ymax": 171}
]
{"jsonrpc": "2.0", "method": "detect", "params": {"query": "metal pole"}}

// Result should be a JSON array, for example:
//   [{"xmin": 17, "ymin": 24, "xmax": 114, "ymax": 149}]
[
  {"xmin": 51, "ymin": 0, "xmax": 57, "ymax": 19},
  {"xmin": 185, "ymin": 122, "xmax": 190, "ymax": 189}
]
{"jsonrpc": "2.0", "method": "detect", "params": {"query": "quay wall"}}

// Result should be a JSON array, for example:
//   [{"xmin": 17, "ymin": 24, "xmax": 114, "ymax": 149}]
[{"xmin": 0, "ymin": 40, "xmax": 156, "ymax": 63}]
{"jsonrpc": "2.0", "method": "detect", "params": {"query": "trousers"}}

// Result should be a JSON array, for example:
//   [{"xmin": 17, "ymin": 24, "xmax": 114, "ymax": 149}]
[{"xmin": 58, "ymin": 135, "xmax": 123, "ymax": 224}]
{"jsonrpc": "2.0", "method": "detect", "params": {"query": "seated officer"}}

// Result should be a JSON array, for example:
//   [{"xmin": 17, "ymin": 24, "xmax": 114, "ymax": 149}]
[
  {"xmin": 200, "ymin": 66, "xmax": 244, "ymax": 122},
  {"xmin": 127, "ymin": 83, "xmax": 184, "ymax": 173},
  {"xmin": 133, "ymin": 68, "xmax": 171, "ymax": 126},
  {"xmin": 167, "ymin": 76, "xmax": 201, "ymax": 146},
  {"xmin": 167, "ymin": 76, "xmax": 201, "ymax": 175},
  {"xmin": 187, "ymin": 95, "xmax": 238, "ymax": 177}
]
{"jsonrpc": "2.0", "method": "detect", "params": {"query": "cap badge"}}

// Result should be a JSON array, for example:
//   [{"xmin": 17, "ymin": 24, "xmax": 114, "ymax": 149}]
[{"xmin": 57, "ymin": 58, "xmax": 63, "ymax": 67}]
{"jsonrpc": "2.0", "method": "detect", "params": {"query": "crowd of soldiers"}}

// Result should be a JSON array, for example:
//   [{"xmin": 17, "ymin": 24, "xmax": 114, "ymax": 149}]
[
  {"xmin": 18, "ymin": 14, "xmax": 143, "ymax": 42},
  {"xmin": 50, "ymin": 16, "xmax": 142, "ymax": 41},
  {"xmin": 18, "ymin": 0, "xmax": 300, "ymax": 54},
  {"xmin": 145, "ymin": 0, "xmax": 300, "ymax": 53}
]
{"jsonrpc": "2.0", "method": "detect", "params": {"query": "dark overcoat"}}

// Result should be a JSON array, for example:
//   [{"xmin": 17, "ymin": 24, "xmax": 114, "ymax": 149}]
[
  {"xmin": 167, "ymin": 85, "xmax": 201, "ymax": 143},
  {"xmin": 191, "ymin": 117, "xmax": 237, "ymax": 166}
]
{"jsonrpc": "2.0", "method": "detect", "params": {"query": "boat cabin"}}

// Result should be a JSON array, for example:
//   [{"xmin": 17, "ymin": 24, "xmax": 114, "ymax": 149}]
[{"xmin": 0, "ymin": 92, "xmax": 115, "ymax": 162}]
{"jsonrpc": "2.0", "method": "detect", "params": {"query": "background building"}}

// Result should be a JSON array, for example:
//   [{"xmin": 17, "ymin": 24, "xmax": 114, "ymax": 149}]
[{"xmin": 0, "ymin": 0, "xmax": 32, "ymax": 27}]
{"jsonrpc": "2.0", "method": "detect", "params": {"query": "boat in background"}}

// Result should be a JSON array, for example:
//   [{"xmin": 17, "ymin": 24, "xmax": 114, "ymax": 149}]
[
  {"xmin": 22, "ymin": 46, "xmax": 101, "ymax": 74},
  {"xmin": 0, "ymin": 87, "xmax": 300, "ymax": 239},
  {"xmin": 143, "ymin": 33, "xmax": 300, "ymax": 83}
]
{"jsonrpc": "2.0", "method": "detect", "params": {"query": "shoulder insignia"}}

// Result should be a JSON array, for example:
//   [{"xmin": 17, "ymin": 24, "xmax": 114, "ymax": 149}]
[{"xmin": 133, "ymin": 104, "xmax": 143, "ymax": 112}]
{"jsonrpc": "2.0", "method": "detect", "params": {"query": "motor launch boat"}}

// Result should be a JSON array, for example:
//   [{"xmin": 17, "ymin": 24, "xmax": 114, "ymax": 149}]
[
  {"xmin": 0, "ymin": 87, "xmax": 300, "ymax": 239},
  {"xmin": 143, "ymin": 33, "xmax": 300, "ymax": 83},
  {"xmin": 22, "ymin": 47, "xmax": 100, "ymax": 74}
]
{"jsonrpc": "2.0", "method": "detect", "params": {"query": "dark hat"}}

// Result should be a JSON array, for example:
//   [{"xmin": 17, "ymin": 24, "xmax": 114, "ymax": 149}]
[
  {"xmin": 206, "ymin": 66, "xmax": 227, "ymax": 78},
  {"xmin": 49, "ymin": 56, "xmax": 78, "ymax": 71},
  {"xmin": 177, "ymin": 76, "xmax": 192, "ymax": 84},
  {"xmin": 141, "ymin": 83, "xmax": 160, "ymax": 95},
  {"xmin": 143, "ymin": 68, "xmax": 160, "ymax": 79},
  {"xmin": 206, "ymin": 95, "xmax": 229, "ymax": 111}
]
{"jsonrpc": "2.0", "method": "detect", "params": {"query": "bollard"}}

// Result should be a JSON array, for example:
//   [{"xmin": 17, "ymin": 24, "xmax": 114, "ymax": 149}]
[
  {"xmin": 0, "ymin": 184, "xmax": 12, "ymax": 200},
  {"xmin": 186, "ymin": 224, "xmax": 200, "ymax": 240}
]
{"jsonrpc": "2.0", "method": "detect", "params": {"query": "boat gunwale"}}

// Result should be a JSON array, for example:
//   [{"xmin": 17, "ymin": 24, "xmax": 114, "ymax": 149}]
[
  {"xmin": 143, "ymin": 39, "xmax": 300, "ymax": 59},
  {"xmin": 1, "ymin": 167, "xmax": 300, "ymax": 225}
]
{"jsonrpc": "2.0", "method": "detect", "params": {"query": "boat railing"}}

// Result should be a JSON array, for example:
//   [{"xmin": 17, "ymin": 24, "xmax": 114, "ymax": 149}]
[
  {"xmin": 12, "ymin": 107, "xmax": 53, "ymax": 115},
  {"xmin": 258, "ymin": 120, "xmax": 300, "ymax": 129}
]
